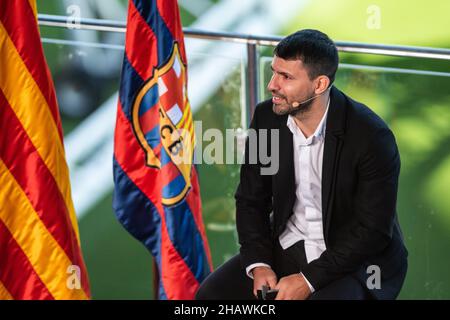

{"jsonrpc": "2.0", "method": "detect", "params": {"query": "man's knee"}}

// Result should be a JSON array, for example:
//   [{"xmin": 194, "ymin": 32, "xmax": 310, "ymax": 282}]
[
  {"xmin": 307, "ymin": 276, "xmax": 370, "ymax": 300},
  {"xmin": 195, "ymin": 254, "xmax": 253, "ymax": 300},
  {"xmin": 195, "ymin": 278, "xmax": 211, "ymax": 300},
  {"xmin": 195, "ymin": 273, "xmax": 222, "ymax": 300}
]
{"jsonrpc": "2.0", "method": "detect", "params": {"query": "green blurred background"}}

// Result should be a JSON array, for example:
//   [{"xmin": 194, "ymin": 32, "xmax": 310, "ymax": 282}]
[{"xmin": 37, "ymin": 0, "xmax": 450, "ymax": 299}]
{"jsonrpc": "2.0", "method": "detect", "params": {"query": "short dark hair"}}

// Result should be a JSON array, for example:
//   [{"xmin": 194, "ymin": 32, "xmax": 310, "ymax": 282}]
[{"xmin": 274, "ymin": 29, "xmax": 338, "ymax": 85}]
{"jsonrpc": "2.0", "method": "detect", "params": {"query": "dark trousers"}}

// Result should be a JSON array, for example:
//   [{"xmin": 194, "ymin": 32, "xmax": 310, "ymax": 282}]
[{"xmin": 195, "ymin": 240, "xmax": 371, "ymax": 300}]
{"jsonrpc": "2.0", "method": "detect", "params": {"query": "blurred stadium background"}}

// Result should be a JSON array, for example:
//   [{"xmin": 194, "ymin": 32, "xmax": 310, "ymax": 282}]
[{"xmin": 37, "ymin": 0, "xmax": 450, "ymax": 299}]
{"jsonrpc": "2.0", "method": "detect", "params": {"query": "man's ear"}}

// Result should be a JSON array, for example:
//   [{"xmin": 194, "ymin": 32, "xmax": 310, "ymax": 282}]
[{"xmin": 314, "ymin": 75, "xmax": 331, "ymax": 94}]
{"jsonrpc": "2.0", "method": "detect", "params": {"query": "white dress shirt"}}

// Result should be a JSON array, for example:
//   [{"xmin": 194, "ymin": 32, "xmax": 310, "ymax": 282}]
[{"xmin": 246, "ymin": 98, "xmax": 330, "ymax": 293}]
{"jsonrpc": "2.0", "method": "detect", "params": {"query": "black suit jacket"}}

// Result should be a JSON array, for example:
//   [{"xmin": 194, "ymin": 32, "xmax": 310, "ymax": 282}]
[{"xmin": 235, "ymin": 86, "xmax": 408, "ymax": 299}]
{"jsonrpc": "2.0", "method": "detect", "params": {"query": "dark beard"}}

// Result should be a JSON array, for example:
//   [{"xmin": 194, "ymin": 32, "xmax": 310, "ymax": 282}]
[
  {"xmin": 272, "ymin": 98, "xmax": 314, "ymax": 117},
  {"xmin": 287, "ymin": 99, "xmax": 314, "ymax": 117}
]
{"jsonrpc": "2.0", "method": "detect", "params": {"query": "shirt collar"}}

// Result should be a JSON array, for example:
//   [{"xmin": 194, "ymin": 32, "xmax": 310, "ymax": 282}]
[{"xmin": 286, "ymin": 97, "xmax": 330, "ymax": 145}]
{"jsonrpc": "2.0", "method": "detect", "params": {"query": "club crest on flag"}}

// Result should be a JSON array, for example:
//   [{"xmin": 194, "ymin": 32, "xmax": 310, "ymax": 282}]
[{"xmin": 131, "ymin": 42, "xmax": 194, "ymax": 207}]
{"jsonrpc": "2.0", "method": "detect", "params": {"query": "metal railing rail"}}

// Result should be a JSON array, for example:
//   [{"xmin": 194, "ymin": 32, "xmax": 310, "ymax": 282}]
[
  {"xmin": 38, "ymin": 14, "xmax": 450, "ymax": 60},
  {"xmin": 37, "ymin": 14, "xmax": 450, "ymax": 124}
]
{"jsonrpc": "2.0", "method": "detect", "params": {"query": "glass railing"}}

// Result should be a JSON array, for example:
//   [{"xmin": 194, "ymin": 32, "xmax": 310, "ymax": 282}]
[{"xmin": 38, "ymin": 15, "xmax": 450, "ymax": 299}]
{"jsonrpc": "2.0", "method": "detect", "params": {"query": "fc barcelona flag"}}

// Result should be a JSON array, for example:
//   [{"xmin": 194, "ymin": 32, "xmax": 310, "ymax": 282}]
[
  {"xmin": 113, "ymin": 0, "xmax": 213, "ymax": 299},
  {"xmin": 0, "ymin": 0, "xmax": 90, "ymax": 299}
]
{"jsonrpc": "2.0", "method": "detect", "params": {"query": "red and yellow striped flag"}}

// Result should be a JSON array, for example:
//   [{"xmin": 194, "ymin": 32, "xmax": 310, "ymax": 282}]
[{"xmin": 0, "ymin": 0, "xmax": 90, "ymax": 299}]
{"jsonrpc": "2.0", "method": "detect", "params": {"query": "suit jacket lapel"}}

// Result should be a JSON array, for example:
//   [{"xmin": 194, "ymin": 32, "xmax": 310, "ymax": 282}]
[
  {"xmin": 322, "ymin": 87, "xmax": 346, "ymax": 242},
  {"xmin": 275, "ymin": 114, "xmax": 296, "ymax": 231}
]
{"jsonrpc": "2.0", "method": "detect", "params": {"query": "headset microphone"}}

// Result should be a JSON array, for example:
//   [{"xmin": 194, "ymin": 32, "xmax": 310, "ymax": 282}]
[{"xmin": 291, "ymin": 85, "xmax": 332, "ymax": 108}]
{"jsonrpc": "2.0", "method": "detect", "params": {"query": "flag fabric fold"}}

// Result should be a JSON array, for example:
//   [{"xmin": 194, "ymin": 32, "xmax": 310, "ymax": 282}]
[
  {"xmin": 0, "ymin": 0, "xmax": 90, "ymax": 300},
  {"xmin": 113, "ymin": 0, "xmax": 213, "ymax": 300}
]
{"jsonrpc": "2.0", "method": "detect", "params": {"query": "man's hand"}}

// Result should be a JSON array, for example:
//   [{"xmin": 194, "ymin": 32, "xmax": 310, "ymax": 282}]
[
  {"xmin": 274, "ymin": 273, "xmax": 312, "ymax": 300},
  {"xmin": 252, "ymin": 266, "xmax": 278, "ymax": 298}
]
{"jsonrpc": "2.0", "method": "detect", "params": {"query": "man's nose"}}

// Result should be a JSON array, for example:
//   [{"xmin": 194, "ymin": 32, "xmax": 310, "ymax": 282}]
[{"xmin": 267, "ymin": 74, "xmax": 278, "ymax": 92}]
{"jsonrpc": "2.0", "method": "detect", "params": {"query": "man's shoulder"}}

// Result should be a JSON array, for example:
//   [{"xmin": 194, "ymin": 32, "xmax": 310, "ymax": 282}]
[
  {"xmin": 255, "ymin": 98, "xmax": 276, "ymax": 117},
  {"xmin": 252, "ymin": 99, "xmax": 285, "ymax": 128},
  {"xmin": 342, "ymin": 91, "xmax": 392, "ymax": 137}
]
